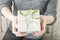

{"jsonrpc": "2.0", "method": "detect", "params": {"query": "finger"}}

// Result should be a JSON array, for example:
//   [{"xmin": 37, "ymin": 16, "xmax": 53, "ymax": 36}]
[
  {"xmin": 12, "ymin": 27, "xmax": 18, "ymax": 35},
  {"xmin": 14, "ymin": 32, "xmax": 25, "ymax": 37},
  {"xmin": 41, "ymin": 22, "xmax": 46, "ymax": 34},
  {"xmin": 42, "ymin": 20, "xmax": 46, "ymax": 31},
  {"xmin": 16, "ymin": 33, "xmax": 28, "ymax": 37},
  {"xmin": 12, "ymin": 22, "xmax": 18, "ymax": 30},
  {"xmin": 20, "ymin": 32, "xmax": 28, "ymax": 35},
  {"xmin": 14, "ymin": 17, "xmax": 18, "ymax": 28},
  {"xmin": 33, "ymin": 32, "xmax": 43, "ymax": 37},
  {"xmin": 12, "ymin": 23, "xmax": 18, "ymax": 34},
  {"xmin": 33, "ymin": 33, "xmax": 40, "ymax": 37},
  {"xmin": 12, "ymin": 17, "xmax": 18, "ymax": 29},
  {"xmin": 16, "ymin": 17, "xmax": 18, "ymax": 24},
  {"xmin": 15, "ymin": 23, "xmax": 18, "ymax": 28},
  {"xmin": 13, "ymin": 29, "xmax": 28, "ymax": 37},
  {"xmin": 34, "ymin": 31, "xmax": 40, "ymax": 34},
  {"xmin": 33, "ymin": 32, "xmax": 37, "ymax": 35},
  {"xmin": 33, "ymin": 32, "xmax": 40, "ymax": 35},
  {"xmin": 12, "ymin": 28, "xmax": 27, "ymax": 36},
  {"xmin": 41, "ymin": 18, "xmax": 46, "ymax": 31},
  {"xmin": 40, "ymin": 18, "xmax": 44, "ymax": 30},
  {"xmin": 12, "ymin": 25, "xmax": 28, "ymax": 37},
  {"xmin": 16, "ymin": 32, "xmax": 28, "ymax": 37}
]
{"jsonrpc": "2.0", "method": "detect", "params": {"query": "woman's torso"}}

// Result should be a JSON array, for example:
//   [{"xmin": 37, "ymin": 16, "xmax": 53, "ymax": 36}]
[
  {"xmin": 14, "ymin": 0, "xmax": 47, "ymax": 10},
  {"xmin": 9, "ymin": 0, "xmax": 48, "ymax": 39}
]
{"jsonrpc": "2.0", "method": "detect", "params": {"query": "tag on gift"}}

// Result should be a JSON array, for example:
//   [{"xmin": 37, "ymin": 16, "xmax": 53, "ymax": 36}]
[{"xmin": 17, "ymin": 9, "xmax": 41, "ymax": 33}]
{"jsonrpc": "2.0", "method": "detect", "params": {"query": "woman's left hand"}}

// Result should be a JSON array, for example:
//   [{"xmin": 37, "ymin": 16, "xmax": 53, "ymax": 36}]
[{"xmin": 33, "ymin": 15, "xmax": 47, "ymax": 36}]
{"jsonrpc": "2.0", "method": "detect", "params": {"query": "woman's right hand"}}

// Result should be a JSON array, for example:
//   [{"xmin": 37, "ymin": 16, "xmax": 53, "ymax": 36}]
[{"xmin": 11, "ymin": 16, "xmax": 27, "ymax": 37}]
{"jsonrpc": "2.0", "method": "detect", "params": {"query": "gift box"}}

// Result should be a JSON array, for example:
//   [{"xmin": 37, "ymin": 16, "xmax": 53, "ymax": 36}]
[{"xmin": 17, "ymin": 9, "xmax": 41, "ymax": 34}]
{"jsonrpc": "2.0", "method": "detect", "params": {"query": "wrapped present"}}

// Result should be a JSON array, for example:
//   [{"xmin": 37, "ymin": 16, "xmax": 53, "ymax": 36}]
[{"xmin": 17, "ymin": 9, "xmax": 41, "ymax": 34}]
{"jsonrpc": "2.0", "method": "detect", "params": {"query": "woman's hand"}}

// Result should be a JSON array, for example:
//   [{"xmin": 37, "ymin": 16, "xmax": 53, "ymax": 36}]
[
  {"xmin": 12, "ymin": 16, "xmax": 27, "ymax": 37},
  {"xmin": 33, "ymin": 15, "xmax": 46, "ymax": 36}
]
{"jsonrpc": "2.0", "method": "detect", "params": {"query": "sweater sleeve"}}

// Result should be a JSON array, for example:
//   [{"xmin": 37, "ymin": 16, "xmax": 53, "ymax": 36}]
[
  {"xmin": 44, "ymin": 0, "xmax": 57, "ymax": 25},
  {"xmin": 0, "ymin": 0, "xmax": 12, "ymax": 11}
]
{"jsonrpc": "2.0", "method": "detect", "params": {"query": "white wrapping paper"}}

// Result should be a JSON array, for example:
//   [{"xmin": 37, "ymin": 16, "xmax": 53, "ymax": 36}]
[{"xmin": 17, "ymin": 10, "xmax": 41, "ymax": 33}]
